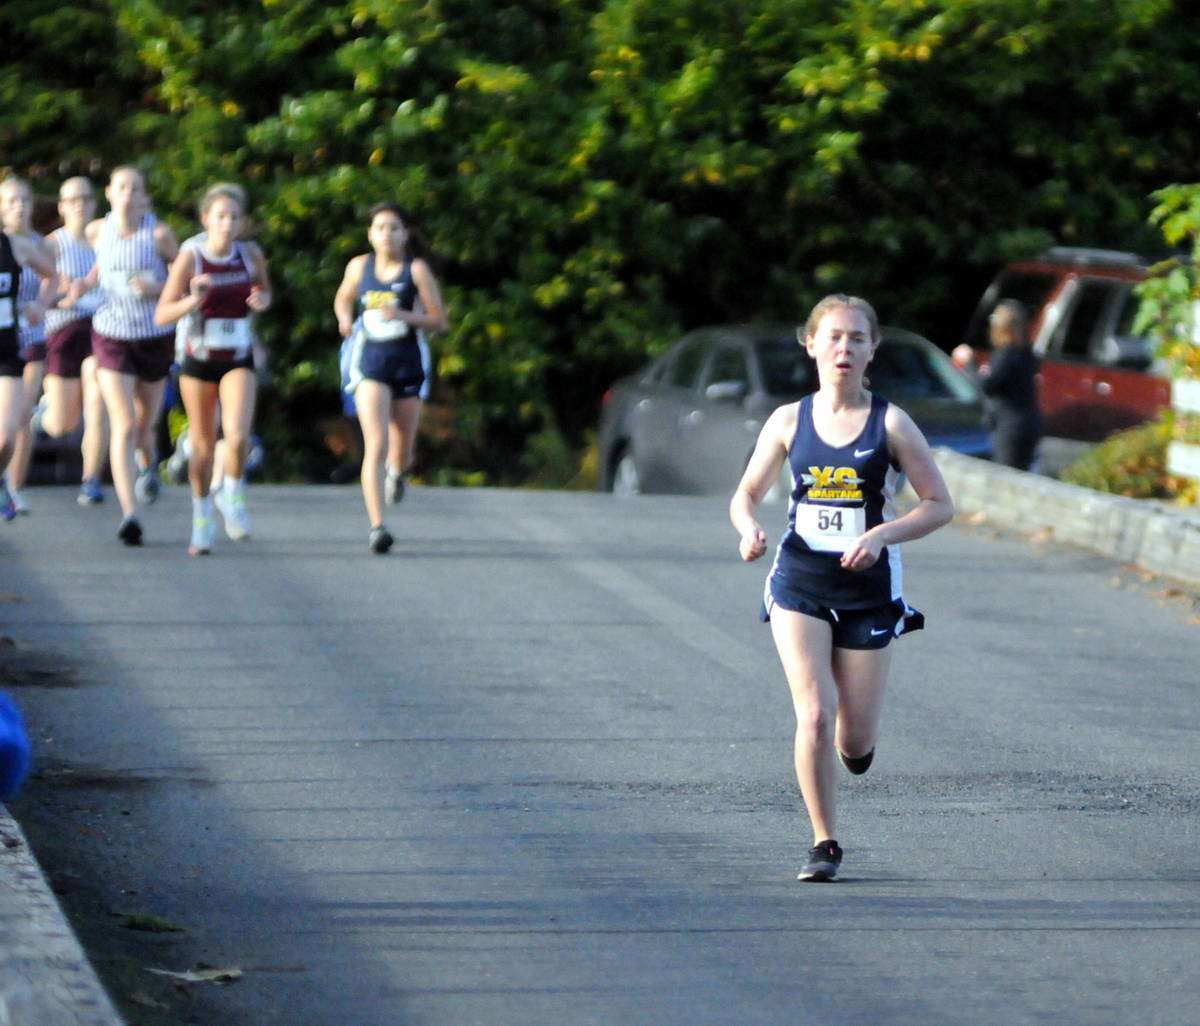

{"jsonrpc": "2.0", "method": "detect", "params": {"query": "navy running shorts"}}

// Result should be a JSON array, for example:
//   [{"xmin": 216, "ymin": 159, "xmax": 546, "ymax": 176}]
[
  {"xmin": 760, "ymin": 589, "xmax": 924, "ymax": 650},
  {"xmin": 180, "ymin": 352, "xmax": 255, "ymax": 384},
  {"xmin": 0, "ymin": 338, "xmax": 22, "ymax": 378},
  {"xmin": 359, "ymin": 339, "xmax": 424, "ymax": 400}
]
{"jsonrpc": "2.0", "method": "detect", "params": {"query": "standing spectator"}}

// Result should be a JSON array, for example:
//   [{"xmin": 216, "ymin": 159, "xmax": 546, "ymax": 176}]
[
  {"xmin": 155, "ymin": 183, "xmax": 271, "ymax": 555},
  {"xmin": 86, "ymin": 165, "xmax": 179, "ymax": 545},
  {"xmin": 333, "ymin": 203, "xmax": 448, "ymax": 553},
  {"xmin": 953, "ymin": 299, "xmax": 1042, "ymax": 470},
  {"xmin": 41, "ymin": 176, "xmax": 109, "ymax": 505}
]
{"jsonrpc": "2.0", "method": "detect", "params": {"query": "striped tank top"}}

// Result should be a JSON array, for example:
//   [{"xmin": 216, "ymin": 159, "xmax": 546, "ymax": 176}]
[
  {"xmin": 44, "ymin": 227, "xmax": 99, "ymax": 334},
  {"xmin": 93, "ymin": 213, "xmax": 168, "ymax": 341},
  {"xmin": 16, "ymin": 232, "xmax": 45, "ymax": 348}
]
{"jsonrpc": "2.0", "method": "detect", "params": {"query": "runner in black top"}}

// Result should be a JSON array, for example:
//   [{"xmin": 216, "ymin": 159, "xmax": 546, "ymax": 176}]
[
  {"xmin": 0, "ymin": 213, "xmax": 55, "ymax": 521},
  {"xmin": 333, "ymin": 203, "xmax": 447, "ymax": 553},
  {"xmin": 730, "ymin": 294, "xmax": 954, "ymax": 882}
]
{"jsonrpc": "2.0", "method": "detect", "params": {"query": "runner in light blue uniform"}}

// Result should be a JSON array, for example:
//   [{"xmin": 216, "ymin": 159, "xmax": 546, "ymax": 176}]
[{"xmin": 731, "ymin": 294, "xmax": 954, "ymax": 884}]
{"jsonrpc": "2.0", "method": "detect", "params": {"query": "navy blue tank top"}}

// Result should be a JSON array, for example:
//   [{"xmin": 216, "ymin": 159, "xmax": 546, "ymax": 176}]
[
  {"xmin": 0, "ymin": 233, "xmax": 19, "ymax": 351},
  {"xmin": 768, "ymin": 392, "xmax": 904, "ymax": 608},
  {"xmin": 357, "ymin": 256, "xmax": 416, "ymax": 342}
]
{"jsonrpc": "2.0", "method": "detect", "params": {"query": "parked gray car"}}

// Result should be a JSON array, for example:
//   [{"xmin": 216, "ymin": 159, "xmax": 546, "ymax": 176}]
[{"xmin": 597, "ymin": 324, "xmax": 992, "ymax": 496}]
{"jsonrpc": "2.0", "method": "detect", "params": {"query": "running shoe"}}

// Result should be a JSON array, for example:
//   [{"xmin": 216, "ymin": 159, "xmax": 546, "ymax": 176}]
[
  {"xmin": 117, "ymin": 516, "xmax": 143, "ymax": 546},
  {"xmin": 214, "ymin": 492, "xmax": 251, "ymax": 541},
  {"xmin": 187, "ymin": 515, "xmax": 215, "ymax": 556},
  {"xmin": 9, "ymin": 490, "xmax": 29, "ymax": 515},
  {"xmin": 134, "ymin": 468, "xmax": 160, "ymax": 504},
  {"xmin": 838, "ymin": 747, "xmax": 875, "ymax": 776},
  {"xmin": 77, "ymin": 478, "xmax": 105, "ymax": 506},
  {"xmin": 798, "ymin": 840, "xmax": 842, "ymax": 882},
  {"xmin": 0, "ymin": 485, "xmax": 15, "ymax": 523},
  {"xmin": 369, "ymin": 526, "xmax": 394, "ymax": 554},
  {"xmin": 384, "ymin": 469, "xmax": 406, "ymax": 505}
]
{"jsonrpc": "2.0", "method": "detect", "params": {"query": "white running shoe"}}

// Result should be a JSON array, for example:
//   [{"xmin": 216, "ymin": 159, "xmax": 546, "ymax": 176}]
[
  {"xmin": 188, "ymin": 516, "xmax": 216, "ymax": 556},
  {"xmin": 214, "ymin": 492, "xmax": 251, "ymax": 541},
  {"xmin": 9, "ymin": 490, "xmax": 29, "ymax": 515}
]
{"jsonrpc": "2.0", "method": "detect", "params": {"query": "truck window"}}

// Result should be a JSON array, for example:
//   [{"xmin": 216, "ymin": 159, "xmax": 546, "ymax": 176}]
[
  {"xmin": 1051, "ymin": 280, "xmax": 1112, "ymax": 360},
  {"xmin": 963, "ymin": 270, "xmax": 1057, "ymax": 349}
]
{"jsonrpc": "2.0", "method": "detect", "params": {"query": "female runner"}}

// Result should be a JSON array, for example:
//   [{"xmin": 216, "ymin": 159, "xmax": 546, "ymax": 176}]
[
  {"xmin": 0, "ymin": 177, "xmax": 54, "ymax": 514},
  {"xmin": 155, "ymin": 182, "xmax": 271, "ymax": 555},
  {"xmin": 333, "ymin": 203, "xmax": 447, "ymax": 553},
  {"xmin": 87, "ymin": 165, "xmax": 179, "ymax": 545},
  {"xmin": 0, "ymin": 193, "xmax": 55, "ymax": 520},
  {"xmin": 729, "ymin": 294, "xmax": 953, "ymax": 882},
  {"xmin": 42, "ymin": 176, "xmax": 109, "ymax": 505}
]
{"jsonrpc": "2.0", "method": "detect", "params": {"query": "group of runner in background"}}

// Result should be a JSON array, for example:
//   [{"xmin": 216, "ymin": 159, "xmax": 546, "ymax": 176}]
[{"xmin": 0, "ymin": 167, "xmax": 448, "ymax": 555}]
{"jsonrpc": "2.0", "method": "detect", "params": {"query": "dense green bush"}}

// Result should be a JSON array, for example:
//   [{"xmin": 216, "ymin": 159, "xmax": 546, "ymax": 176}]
[{"xmin": 8, "ymin": 1, "xmax": 1200, "ymax": 484}]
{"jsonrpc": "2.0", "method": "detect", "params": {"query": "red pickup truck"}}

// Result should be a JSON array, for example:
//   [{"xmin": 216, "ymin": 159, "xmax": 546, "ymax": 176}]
[{"xmin": 960, "ymin": 247, "xmax": 1171, "ymax": 442}]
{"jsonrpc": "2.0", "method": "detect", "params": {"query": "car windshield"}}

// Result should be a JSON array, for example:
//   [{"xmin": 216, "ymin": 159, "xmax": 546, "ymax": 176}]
[
  {"xmin": 871, "ymin": 338, "xmax": 979, "ymax": 402},
  {"xmin": 756, "ymin": 335, "xmax": 816, "ymax": 396},
  {"xmin": 753, "ymin": 331, "xmax": 977, "ymax": 402}
]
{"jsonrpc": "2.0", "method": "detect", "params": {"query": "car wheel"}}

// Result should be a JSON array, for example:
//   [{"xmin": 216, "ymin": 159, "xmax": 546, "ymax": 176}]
[{"xmin": 611, "ymin": 452, "xmax": 642, "ymax": 496}]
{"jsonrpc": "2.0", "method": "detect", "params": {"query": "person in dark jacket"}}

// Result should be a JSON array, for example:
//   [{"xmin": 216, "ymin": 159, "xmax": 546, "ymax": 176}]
[{"xmin": 954, "ymin": 299, "xmax": 1042, "ymax": 470}]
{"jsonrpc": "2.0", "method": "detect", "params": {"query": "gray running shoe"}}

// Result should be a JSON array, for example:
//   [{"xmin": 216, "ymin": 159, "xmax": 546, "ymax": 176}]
[
  {"xmin": 369, "ymin": 526, "xmax": 394, "ymax": 554},
  {"xmin": 798, "ymin": 840, "xmax": 842, "ymax": 882},
  {"xmin": 385, "ymin": 469, "xmax": 406, "ymax": 505},
  {"xmin": 117, "ymin": 516, "xmax": 143, "ymax": 546},
  {"xmin": 134, "ymin": 468, "xmax": 160, "ymax": 504},
  {"xmin": 838, "ymin": 747, "xmax": 875, "ymax": 775}
]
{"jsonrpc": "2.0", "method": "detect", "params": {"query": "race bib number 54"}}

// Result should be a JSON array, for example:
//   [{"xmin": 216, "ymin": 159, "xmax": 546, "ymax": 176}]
[{"xmin": 795, "ymin": 503, "xmax": 866, "ymax": 553}]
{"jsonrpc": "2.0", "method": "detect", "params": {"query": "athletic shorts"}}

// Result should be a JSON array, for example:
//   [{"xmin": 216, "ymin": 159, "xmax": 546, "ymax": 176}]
[
  {"xmin": 19, "ymin": 341, "xmax": 46, "ymax": 364},
  {"xmin": 46, "ymin": 319, "xmax": 93, "ymax": 378},
  {"xmin": 0, "ymin": 337, "xmax": 22, "ymax": 378},
  {"xmin": 180, "ymin": 352, "xmax": 255, "ymax": 384},
  {"xmin": 760, "ymin": 588, "xmax": 924, "ymax": 650},
  {"xmin": 359, "ymin": 339, "xmax": 425, "ymax": 400},
  {"xmin": 91, "ymin": 330, "xmax": 174, "ymax": 382}
]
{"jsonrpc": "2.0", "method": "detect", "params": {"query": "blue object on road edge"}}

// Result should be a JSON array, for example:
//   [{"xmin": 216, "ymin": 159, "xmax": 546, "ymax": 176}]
[{"xmin": 0, "ymin": 692, "xmax": 32, "ymax": 800}]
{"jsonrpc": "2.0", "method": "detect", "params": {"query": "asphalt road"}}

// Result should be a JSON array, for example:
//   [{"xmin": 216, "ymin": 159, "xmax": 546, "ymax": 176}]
[{"xmin": 2, "ymin": 483, "xmax": 1198, "ymax": 1025}]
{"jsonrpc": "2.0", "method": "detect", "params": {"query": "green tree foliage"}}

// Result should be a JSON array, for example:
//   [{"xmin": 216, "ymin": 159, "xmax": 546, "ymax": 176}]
[{"xmin": 5, "ymin": 0, "xmax": 1200, "ymax": 483}]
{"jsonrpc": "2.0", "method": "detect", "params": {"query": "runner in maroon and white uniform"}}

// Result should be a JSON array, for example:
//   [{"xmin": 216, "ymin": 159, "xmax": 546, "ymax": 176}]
[
  {"xmin": 42, "ymin": 176, "xmax": 109, "ymax": 506},
  {"xmin": 85, "ymin": 165, "xmax": 179, "ymax": 546},
  {"xmin": 155, "ymin": 182, "xmax": 271, "ymax": 555}
]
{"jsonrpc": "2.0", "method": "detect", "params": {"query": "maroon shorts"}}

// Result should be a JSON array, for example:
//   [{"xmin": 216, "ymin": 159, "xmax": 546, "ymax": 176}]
[
  {"xmin": 91, "ymin": 330, "xmax": 174, "ymax": 382},
  {"xmin": 46, "ymin": 319, "xmax": 94, "ymax": 378}
]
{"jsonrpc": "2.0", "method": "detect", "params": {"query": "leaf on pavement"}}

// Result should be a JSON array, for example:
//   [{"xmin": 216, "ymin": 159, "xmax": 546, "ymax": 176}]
[{"xmin": 146, "ymin": 967, "xmax": 244, "ymax": 985}]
